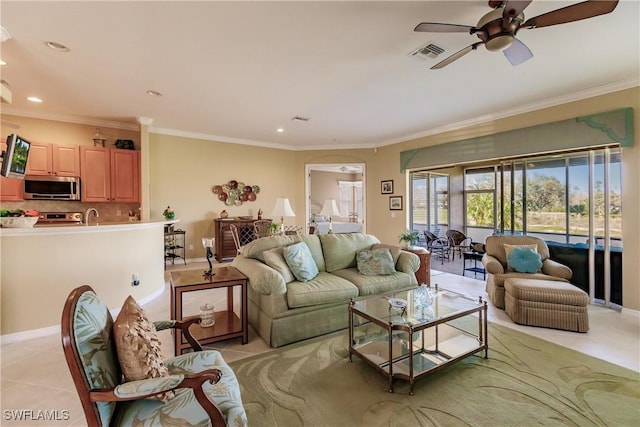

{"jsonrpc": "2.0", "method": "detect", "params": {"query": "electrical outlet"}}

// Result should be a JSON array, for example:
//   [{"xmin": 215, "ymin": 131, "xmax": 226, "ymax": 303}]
[
  {"xmin": 116, "ymin": 210, "xmax": 122, "ymax": 216},
  {"xmin": 189, "ymin": 244, "xmax": 194, "ymax": 251},
  {"xmin": 132, "ymin": 273, "xmax": 140, "ymax": 286}
]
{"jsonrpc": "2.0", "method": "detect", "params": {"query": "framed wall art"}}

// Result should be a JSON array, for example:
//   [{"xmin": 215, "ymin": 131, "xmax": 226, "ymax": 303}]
[
  {"xmin": 389, "ymin": 196, "xmax": 403, "ymax": 211},
  {"xmin": 381, "ymin": 180, "xmax": 393, "ymax": 194}
]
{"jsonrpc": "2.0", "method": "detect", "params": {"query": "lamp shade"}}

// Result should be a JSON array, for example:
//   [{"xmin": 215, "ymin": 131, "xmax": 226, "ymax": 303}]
[
  {"xmin": 320, "ymin": 199, "xmax": 340, "ymax": 217},
  {"xmin": 271, "ymin": 197, "xmax": 295, "ymax": 218}
]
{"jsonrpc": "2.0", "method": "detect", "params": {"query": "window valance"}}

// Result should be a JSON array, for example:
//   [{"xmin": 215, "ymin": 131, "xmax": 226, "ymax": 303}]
[{"xmin": 400, "ymin": 107, "xmax": 634, "ymax": 172}]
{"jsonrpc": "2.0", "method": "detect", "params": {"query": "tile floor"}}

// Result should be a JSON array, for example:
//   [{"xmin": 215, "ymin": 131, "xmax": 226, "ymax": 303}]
[{"xmin": 1, "ymin": 262, "xmax": 638, "ymax": 426}]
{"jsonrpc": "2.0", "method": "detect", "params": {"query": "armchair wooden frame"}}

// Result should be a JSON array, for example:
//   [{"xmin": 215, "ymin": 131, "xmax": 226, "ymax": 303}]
[{"xmin": 61, "ymin": 285, "xmax": 226, "ymax": 427}]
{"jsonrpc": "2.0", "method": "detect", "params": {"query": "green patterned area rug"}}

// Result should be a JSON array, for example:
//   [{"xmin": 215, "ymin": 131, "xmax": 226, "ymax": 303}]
[{"xmin": 229, "ymin": 323, "xmax": 639, "ymax": 426}]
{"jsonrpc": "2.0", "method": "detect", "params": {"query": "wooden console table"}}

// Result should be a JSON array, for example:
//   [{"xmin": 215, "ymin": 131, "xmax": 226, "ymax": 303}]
[
  {"xmin": 403, "ymin": 246, "xmax": 431, "ymax": 286},
  {"xmin": 170, "ymin": 266, "xmax": 248, "ymax": 355},
  {"xmin": 213, "ymin": 218, "xmax": 260, "ymax": 261}
]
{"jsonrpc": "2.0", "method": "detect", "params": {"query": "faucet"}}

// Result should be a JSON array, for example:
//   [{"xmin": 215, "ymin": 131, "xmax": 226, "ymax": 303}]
[{"xmin": 84, "ymin": 208, "xmax": 99, "ymax": 226}]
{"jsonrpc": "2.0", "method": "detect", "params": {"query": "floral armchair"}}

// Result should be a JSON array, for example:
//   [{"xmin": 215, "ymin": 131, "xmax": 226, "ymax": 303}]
[
  {"xmin": 482, "ymin": 235, "xmax": 573, "ymax": 309},
  {"xmin": 61, "ymin": 285, "xmax": 247, "ymax": 426}
]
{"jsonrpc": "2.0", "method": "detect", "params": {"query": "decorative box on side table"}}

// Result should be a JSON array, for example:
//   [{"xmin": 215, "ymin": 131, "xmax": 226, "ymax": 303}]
[{"xmin": 170, "ymin": 266, "xmax": 248, "ymax": 355}]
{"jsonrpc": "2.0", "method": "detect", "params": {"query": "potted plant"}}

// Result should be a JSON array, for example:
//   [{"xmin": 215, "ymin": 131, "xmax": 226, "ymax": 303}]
[{"xmin": 398, "ymin": 230, "xmax": 420, "ymax": 248}]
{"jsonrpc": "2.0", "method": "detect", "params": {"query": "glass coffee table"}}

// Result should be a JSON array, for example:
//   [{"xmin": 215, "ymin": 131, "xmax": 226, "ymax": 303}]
[{"xmin": 348, "ymin": 285, "xmax": 488, "ymax": 394}]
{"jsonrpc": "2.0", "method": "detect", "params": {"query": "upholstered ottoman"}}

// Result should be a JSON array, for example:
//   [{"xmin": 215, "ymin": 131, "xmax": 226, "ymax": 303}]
[{"xmin": 504, "ymin": 278, "xmax": 589, "ymax": 332}]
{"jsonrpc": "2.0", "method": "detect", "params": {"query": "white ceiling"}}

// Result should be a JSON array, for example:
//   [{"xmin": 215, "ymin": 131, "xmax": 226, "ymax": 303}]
[{"xmin": 1, "ymin": 1, "xmax": 638, "ymax": 151}]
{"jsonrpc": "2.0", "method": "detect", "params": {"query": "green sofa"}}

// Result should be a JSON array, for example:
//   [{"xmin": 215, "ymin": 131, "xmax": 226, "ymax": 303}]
[{"xmin": 231, "ymin": 232, "xmax": 420, "ymax": 347}]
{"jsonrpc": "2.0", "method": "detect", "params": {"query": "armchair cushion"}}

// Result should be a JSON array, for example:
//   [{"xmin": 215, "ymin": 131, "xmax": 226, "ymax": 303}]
[
  {"xmin": 113, "ymin": 295, "xmax": 174, "ymax": 402},
  {"xmin": 114, "ymin": 350, "xmax": 248, "ymax": 426},
  {"xmin": 507, "ymin": 247, "xmax": 543, "ymax": 274}
]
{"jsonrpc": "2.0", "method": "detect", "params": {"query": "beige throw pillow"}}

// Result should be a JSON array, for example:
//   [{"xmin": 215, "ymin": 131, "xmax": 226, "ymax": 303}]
[
  {"xmin": 503, "ymin": 243, "xmax": 538, "ymax": 272},
  {"xmin": 113, "ymin": 295, "xmax": 174, "ymax": 401}
]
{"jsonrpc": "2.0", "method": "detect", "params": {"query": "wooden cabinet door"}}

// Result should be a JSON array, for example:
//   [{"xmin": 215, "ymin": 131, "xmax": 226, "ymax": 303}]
[
  {"xmin": 52, "ymin": 145, "xmax": 80, "ymax": 176},
  {"xmin": 110, "ymin": 149, "xmax": 139, "ymax": 202},
  {"xmin": 80, "ymin": 146, "xmax": 110, "ymax": 202},
  {"xmin": 25, "ymin": 143, "xmax": 51, "ymax": 176}
]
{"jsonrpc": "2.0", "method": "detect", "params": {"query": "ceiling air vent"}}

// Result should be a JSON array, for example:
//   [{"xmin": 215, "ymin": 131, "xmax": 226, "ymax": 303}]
[
  {"xmin": 291, "ymin": 116, "xmax": 310, "ymax": 122},
  {"xmin": 409, "ymin": 42, "xmax": 447, "ymax": 61}
]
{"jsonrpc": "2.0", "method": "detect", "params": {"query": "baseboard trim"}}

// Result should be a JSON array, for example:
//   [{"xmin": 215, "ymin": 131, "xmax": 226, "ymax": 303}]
[{"xmin": 1, "ymin": 283, "xmax": 167, "ymax": 345}]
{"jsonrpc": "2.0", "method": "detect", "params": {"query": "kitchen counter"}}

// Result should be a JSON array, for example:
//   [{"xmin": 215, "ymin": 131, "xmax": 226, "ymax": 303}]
[
  {"xmin": 0, "ymin": 219, "xmax": 179, "ymax": 235},
  {"xmin": 1, "ymin": 219, "xmax": 178, "ymax": 340}
]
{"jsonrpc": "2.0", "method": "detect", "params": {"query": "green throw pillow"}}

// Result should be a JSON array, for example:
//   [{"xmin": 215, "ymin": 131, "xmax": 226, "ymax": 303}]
[
  {"xmin": 357, "ymin": 248, "xmax": 396, "ymax": 276},
  {"xmin": 283, "ymin": 241, "xmax": 319, "ymax": 282},
  {"xmin": 507, "ymin": 247, "xmax": 543, "ymax": 273}
]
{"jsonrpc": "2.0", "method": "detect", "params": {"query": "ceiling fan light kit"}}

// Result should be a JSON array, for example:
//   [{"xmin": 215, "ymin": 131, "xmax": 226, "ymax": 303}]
[{"xmin": 414, "ymin": 0, "xmax": 619, "ymax": 69}]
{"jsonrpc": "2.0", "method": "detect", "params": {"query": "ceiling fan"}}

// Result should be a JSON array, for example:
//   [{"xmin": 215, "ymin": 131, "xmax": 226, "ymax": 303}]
[{"xmin": 414, "ymin": 0, "xmax": 619, "ymax": 69}]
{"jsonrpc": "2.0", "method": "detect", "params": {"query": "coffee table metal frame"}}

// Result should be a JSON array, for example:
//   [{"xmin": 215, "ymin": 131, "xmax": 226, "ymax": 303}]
[{"xmin": 348, "ymin": 285, "xmax": 488, "ymax": 394}]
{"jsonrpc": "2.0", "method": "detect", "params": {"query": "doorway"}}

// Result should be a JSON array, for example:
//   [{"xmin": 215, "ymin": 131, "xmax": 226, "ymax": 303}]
[{"xmin": 305, "ymin": 164, "xmax": 366, "ymax": 233}]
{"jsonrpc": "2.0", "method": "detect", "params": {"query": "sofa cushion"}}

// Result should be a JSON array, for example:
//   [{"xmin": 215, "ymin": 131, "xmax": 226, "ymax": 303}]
[
  {"xmin": 286, "ymin": 272, "xmax": 358, "ymax": 308},
  {"xmin": 300, "ymin": 234, "xmax": 326, "ymax": 272},
  {"xmin": 263, "ymin": 247, "xmax": 295, "ymax": 283},
  {"xmin": 357, "ymin": 248, "xmax": 396, "ymax": 275},
  {"xmin": 504, "ymin": 243, "xmax": 539, "ymax": 272},
  {"xmin": 370, "ymin": 243, "xmax": 403, "ymax": 264},
  {"xmin": 331, "ymin": 268, "xmax": 414, "ymax": 297},
  {"xmin": 113, "ymin": 296, "xmax": 174, "ymax": 402},
  {"xmin": 507, "ymin": 247, "xmax": 542, "ymax": 273},
  {"xmin": 283, "ymin": 241, "xmax": 319, "ymax": 282},
  {"xmin": 242, "ymin": 234, "xmax": 300, "ymax": 263},
  {"xmin": 320, "ymin": 233, "xmax": 381, "ymax": 273}
]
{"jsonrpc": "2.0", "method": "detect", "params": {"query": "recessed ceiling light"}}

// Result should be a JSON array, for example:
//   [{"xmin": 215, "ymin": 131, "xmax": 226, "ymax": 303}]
[
  {"xmin": 276, "ymin": 128, "xmax": 284, "ymax": 133},
  {"xmin": 45, "ymin": 41, "xmax": 70, "ymax": 52},
  {"xmin": 27, "ymin": 96, "xmax": 43, "ymax": 103},
  {"xmin": 0, "ymin": 60, "xmax": 6, "ymax": 66},
  {"xmin": 146, "ymin": 90, "xmax": 162, "ymax": 97}
]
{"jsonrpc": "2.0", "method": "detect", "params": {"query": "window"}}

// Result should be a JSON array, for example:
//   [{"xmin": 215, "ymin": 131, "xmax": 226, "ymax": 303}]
[
  {"xmin": 410, "ymin": 172, "xmax": 449, "ymax": 242},
  {"xmin": 338, "ymin": 181, "xmax": 362, "ymax": 221}
]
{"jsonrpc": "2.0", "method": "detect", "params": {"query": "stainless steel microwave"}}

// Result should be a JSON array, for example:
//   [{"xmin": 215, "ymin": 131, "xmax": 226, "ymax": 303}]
[{"xmin": 23, "ymin": 176, "xmax": 81, "ymax": 200}]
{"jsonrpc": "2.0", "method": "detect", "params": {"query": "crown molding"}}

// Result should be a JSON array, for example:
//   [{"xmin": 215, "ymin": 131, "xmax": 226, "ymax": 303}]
[
  {"xmin": 380, "ymin": 78, "xmax": 640, "ymax": 148},
  {"xmin": 0, "ymin": 105, "xmax": 140, "ymax": 131}
]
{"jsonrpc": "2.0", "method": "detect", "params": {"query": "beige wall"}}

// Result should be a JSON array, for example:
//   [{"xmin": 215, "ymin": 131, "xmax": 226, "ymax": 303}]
[{"xmin": 148, "ymin": 134, "xmax": 300, "ymax": 259}]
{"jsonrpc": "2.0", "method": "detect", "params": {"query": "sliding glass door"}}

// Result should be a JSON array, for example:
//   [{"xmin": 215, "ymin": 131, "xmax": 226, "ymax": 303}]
[{"xmin": 410, "ymin": 172, "xmax": 449, "ymax": 243}]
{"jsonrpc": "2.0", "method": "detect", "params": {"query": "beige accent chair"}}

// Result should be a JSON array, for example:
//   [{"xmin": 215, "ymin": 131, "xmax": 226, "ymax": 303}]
[{"xmin": 482, "ymin": 235, "xmax": 573, "ymax": 309}]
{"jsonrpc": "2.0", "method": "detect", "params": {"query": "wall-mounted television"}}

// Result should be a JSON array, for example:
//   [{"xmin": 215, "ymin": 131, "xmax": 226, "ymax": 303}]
[{"xmin": 1, "ymin": 134, "xmax": 31, "ymax": 179}]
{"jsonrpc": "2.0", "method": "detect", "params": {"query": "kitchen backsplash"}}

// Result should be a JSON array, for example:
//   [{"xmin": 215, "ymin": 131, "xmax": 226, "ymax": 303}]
[{"xmin": 0, "ymin": 200, "xmax": 141, "ymax": 223}]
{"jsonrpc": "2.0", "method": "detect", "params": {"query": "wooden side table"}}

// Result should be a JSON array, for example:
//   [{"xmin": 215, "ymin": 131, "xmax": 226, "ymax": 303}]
[
  {"xmin": 403, "ymin": 246, "xmax": 431, "ymax": 286},
  {"xmin": 170, "ymin": 266, "xmax": 248, "ymax": 355}
]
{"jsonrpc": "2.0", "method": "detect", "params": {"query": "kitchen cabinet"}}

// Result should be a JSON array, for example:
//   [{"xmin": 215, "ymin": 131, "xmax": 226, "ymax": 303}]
[
  {"xmin": 80, "ymin": 146, "xmax": 139, "ymax": 202},
  {"xmin": 26, "ymin": 143, "xmax": 79, "ymax": 177},
  {"xmin": 0, "ymin": 142, "xmax": 23, "ymax": 201}
]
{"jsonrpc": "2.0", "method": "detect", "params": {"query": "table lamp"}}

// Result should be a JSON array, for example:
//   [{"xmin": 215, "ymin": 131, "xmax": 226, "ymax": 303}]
[
  {"xmin": 201, "ymin": 237, "xmax": 215, "ymax": 278},
  {"xmin": 320, "ymin": 199, "xmax": 341, "ymax": 234},
  {"xmin": 270, "ymin": 197, "xmax": 295, "ymax": 234}
]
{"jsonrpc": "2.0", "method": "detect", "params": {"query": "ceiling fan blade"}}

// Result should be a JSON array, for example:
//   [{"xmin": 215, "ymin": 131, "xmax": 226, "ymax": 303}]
[
  {"xmin": 521, "ymin": 0, "xmax": 619, "ymax": 29},
  {"xmin": 431, "ymin": 43, "xmax": 482, "ymax": 70},
  {"xmin": 503, "ymin": 37, "xmax": 533, "ymax": 66},
  {"xmin": 502, "ymin": 0, "xmax": 533, "ymax": 18},
  {"xmin": 414, "ymin": 22, "xmax": 473, "ymax": 33}
]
